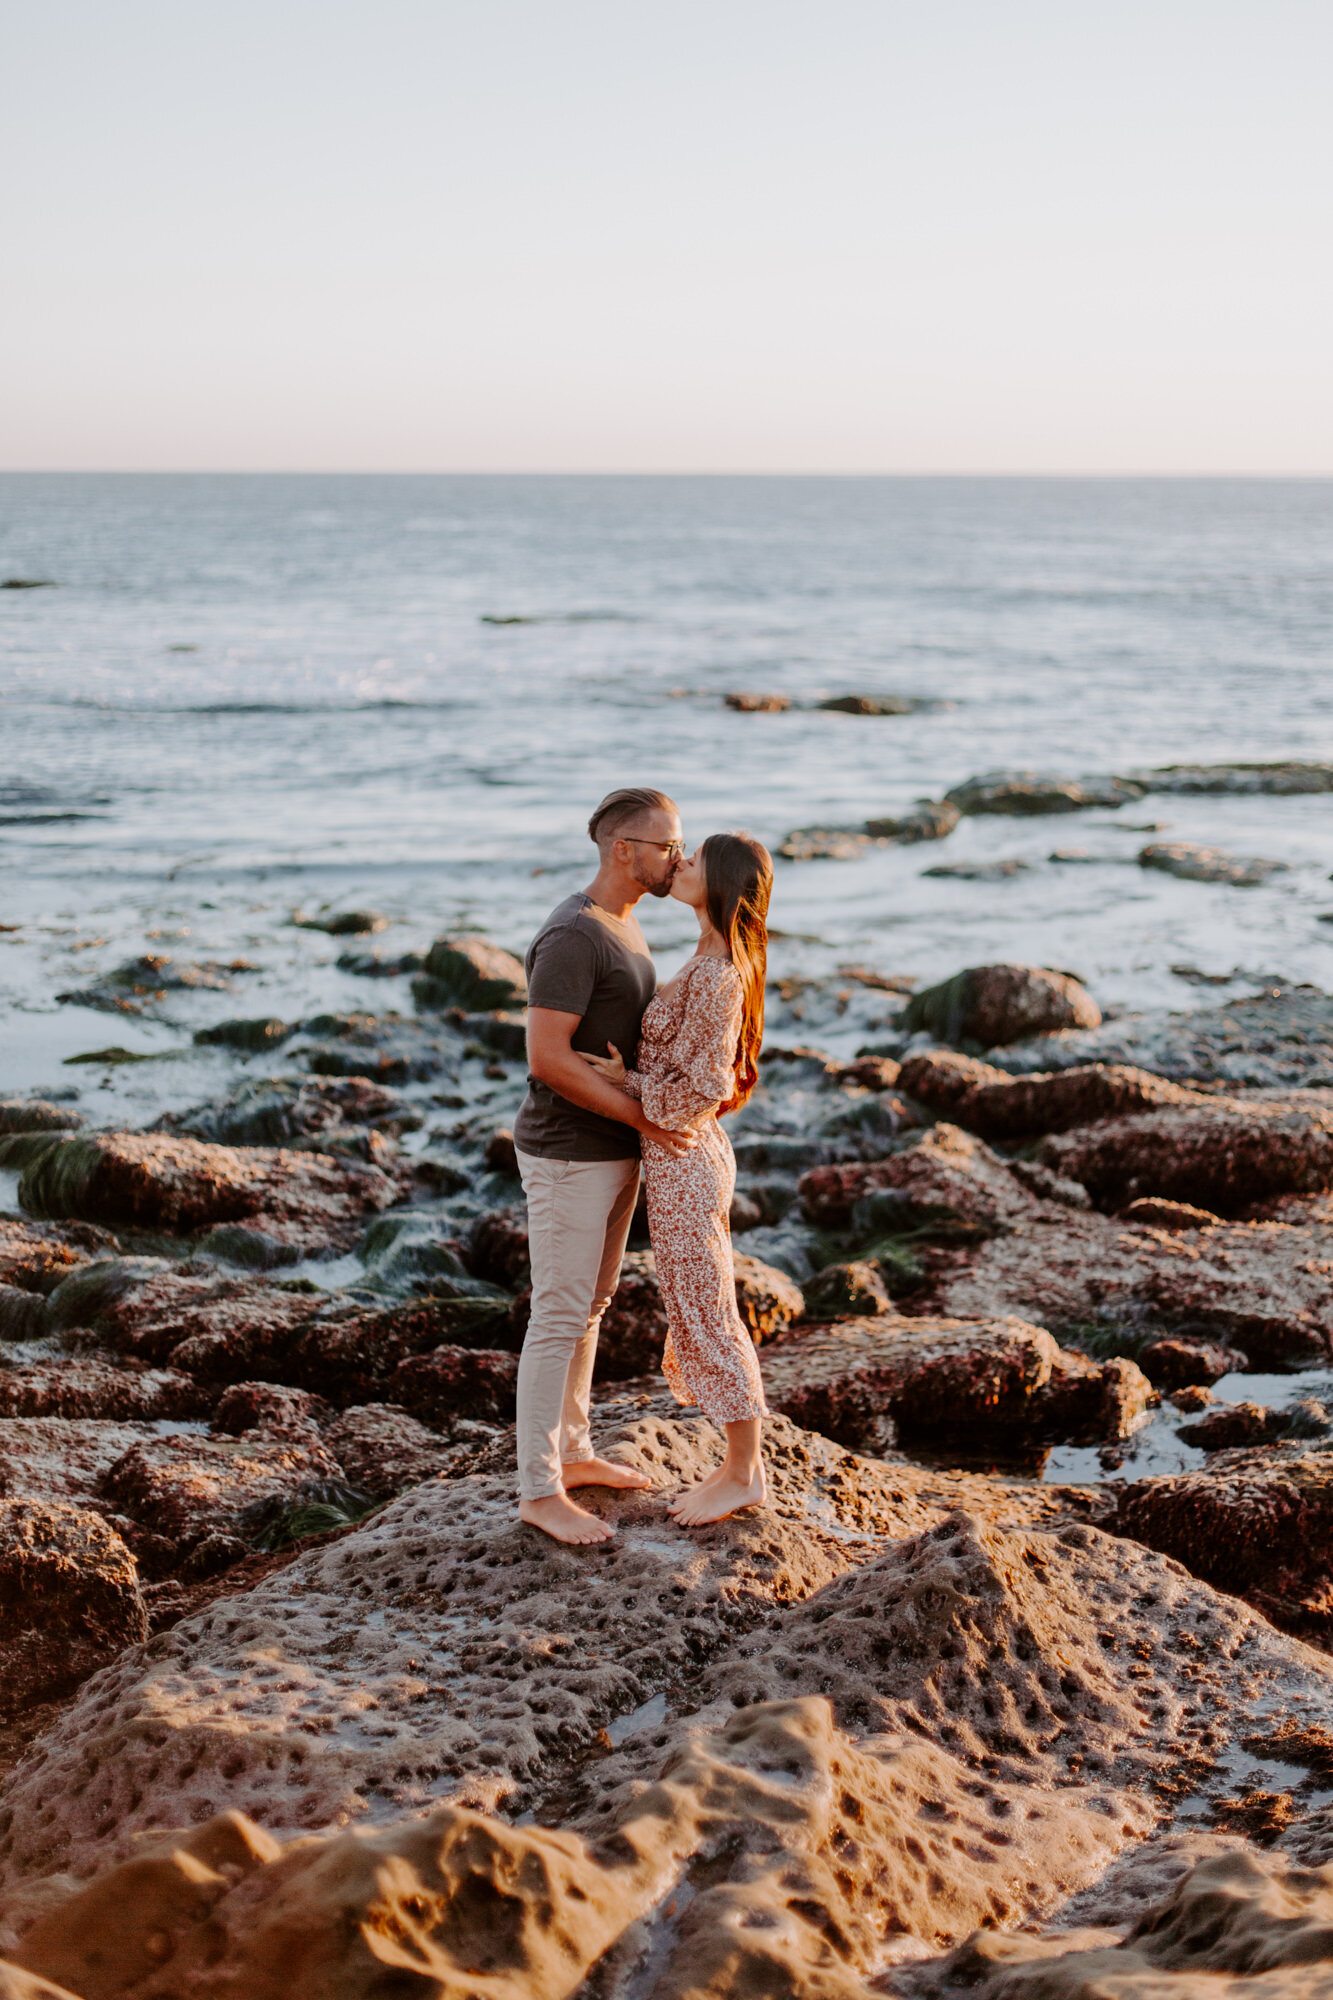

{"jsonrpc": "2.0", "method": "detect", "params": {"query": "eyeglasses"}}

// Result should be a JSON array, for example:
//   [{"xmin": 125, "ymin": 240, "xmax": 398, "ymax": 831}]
[{"xmin": 625, "ymin": 837, "xmax": 685, "ymax": 860}]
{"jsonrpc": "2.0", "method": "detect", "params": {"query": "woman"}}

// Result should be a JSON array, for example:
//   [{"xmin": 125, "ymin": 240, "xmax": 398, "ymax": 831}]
[{"xmin": 580, "ymin": 831, "xmax": 773, "ymax": 1526}]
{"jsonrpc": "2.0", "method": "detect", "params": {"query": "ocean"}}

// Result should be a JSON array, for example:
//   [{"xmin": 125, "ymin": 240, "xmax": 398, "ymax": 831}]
[{"xmin": 3, "ymin": 473, "xmax": 1332, "ymax": 1111}]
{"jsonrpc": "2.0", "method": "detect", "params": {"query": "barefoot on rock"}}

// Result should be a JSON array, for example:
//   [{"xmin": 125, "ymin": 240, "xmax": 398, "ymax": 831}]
[
  {"xmin": 518, "ymin": 1493, "xmax": 615, "ymax": 1545},
  {"xmin": 561, "ymin": 1456, "xmax": 653, "ymax": 1493},
  {"xmin": 669, "ymin": 1465, "xmax": 767, "ymax": 1527}
]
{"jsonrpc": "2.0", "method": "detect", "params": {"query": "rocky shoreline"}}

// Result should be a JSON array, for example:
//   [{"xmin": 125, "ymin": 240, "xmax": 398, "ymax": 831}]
[{"xmin": 2, "ymin": 912, "xmax": 1333, "ymax": 1994}]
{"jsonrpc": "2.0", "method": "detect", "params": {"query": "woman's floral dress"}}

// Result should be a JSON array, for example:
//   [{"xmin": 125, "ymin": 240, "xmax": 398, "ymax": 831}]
[{"xmin": 624, "ymin": 955, "xmax": 769, "ymax": 1424}]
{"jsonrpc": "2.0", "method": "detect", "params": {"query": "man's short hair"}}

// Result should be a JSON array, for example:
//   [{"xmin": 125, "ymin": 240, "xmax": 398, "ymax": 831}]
[{"xmin": 587, "ymin": 787, "xmax": 678, "ymax": 847}]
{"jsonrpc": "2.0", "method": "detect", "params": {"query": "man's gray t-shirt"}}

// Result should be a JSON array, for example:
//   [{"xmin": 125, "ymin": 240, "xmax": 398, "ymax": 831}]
[{"xmin": 513, "ymin": 893, "xmax": 657, "ymax": 1162}]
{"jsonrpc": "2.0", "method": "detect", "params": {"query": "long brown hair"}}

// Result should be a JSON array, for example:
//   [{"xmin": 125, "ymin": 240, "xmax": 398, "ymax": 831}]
[{"xmin": 700, "ymin": 831, "xmax": 772, "ymax": 1113}]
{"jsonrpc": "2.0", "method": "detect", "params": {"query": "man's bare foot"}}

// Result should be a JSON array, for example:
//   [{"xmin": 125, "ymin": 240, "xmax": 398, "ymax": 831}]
[
  {"xmin": 671, "ymin": 1465, "xmax": 766, "ymax": 1527},
  {"xmin": 561, "ymin": 1457, "xmax": 653, "ymax": 1493},
  {"xmin": 519, "ymin": 1493, "xmax": 615, "ymax": 1544}
]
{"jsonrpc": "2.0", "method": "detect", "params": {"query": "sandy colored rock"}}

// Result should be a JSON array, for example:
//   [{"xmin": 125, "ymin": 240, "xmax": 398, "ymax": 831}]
[
  {"xmin": 865, "ymin": 799, "xmax": 961, "ymax": 842},
  {"xmin": 1176, "ymin": 1400, "xmax": 1286, "ymax": 1450},
  {"xmin": 724, "ymin": 689, "xmax": 790, "ymax": 711},
  {"xmin": 732, "ymin": 1250, "xmax": 804, "ymax": 1336},
  {"xmin": 1039, "ymin": 1089, "xmax": 1333, "ymax": 1211},
  {"xmin": 16, "ymin": 1132, "xmax": 395, "ymax": 1254},
  {"xmin": 899, "ymin": 1048, "xmax": 1204, "ymax": 1139},
  {"xmin": 0, "ymin": 1499, "xmax": 146, "ymax": 1718},
  {"xmin": 0, "ymin": 1361, "xmax": 211, "ymax": 1424},
  {"xmin": 800, "ymin": 1258, "xmax": 893, "ymax": 1320},
  {"xmin": 1121, "ymin": 1195, "xmax": 1224, "ymax": 1229},
  {"xmin": 903, "ymin": 963, "xmax": 1103, "ymax": 1047},
  {"xmin": 801, "ymin": 1122, "xmax": 1035, "ymax": 1235},
  {"xmin": 920, "ymin": 1846, "xmax": 1333, "ymax": 2000},
  {"xmin": 0, "ymin": 1407, "xmax": 1086, "ymax": 1884},
  {"xmin": 211, "ymin": 1381, "xmax": 330, "ymax": 1438}
]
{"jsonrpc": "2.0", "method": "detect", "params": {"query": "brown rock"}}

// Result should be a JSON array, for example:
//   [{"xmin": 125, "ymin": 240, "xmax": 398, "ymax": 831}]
[
  {"xmin": 44, "ymin": 1261, "xmax": 324, "ymax": 1368},
  {"xmin": 483, "ymin": 1127, "xmax": 519, "ymax": 1177},
  {"xmin": 1170, "ymin": 1385, "xmax": 1215, "ymax": 1412},
  {"xmin": 0, "ymin": 1219, "xmax": 107, "ymax": 1296},
  {"xmin": 835, "ymin": 1054, "xmax": 903, "ymax": 1090},
  {"xmin": 0, "ymin": 1360, "xmax": 212, "ymax": 1423},
  {"xmin": 923, "ymin": 1194, "xmax": 1333, "ymax": 1371},
  {"xmin": 211, "ymin": 1381, "xmax": 330, "ymax": 1438},
  {"xmin": 1139, "ymin": 1337, "xmax": 1246, "ymax": 1388},
  {"xmin": 800, "ymin": 1122, "xmax": 1035, "ymax": 1235},
  {"xmin": 799, "ymin": 1259, "xmax": 893, "ymax": 1320},
  {"xmin": 388, "ymin": 1344, "xmax": 520, "ymax": 1423},
  {"xmin": 0, "ymin": 1498, "xmax": 147, "ymax": 1717},
  {"xmin": 724, "ymin": 690, "xmax": 790, "ymax": 711},
  {"xmin": 1139, "ymin": 839, "xmax": 1287, "ymax": 885},
  {"xmin": 1110, "ymin": 1443, "xmax": 1333, "ymax": 1638},
  {"xmin": 0, "ymin": 1102, "xmax": 82, "ymax": 1136},
  {"xmin": 0, "ymin": 1419, "xmax": 164, "ymax": 1508},
  {"xmin": 1039, "ymin": 1090, "xmax": 1333, "ymax": 1212},
  {"xmin": 467, "ymin": 1205, "xmax": 531, "ymax": 1288},
  {"xmin": 1176, "ymin": 1400, "xmax": 1285, "ymax": 1450},
  {"xmin": 732, "ymin": 1252, "xmax": 804, "ymax": 1337},
  {"xmin": 1121, "ymin": 1196, "xmax": 1224, "ymax": 1230},
  {"xmin": 903, "ymin": 963, "xmax": 1102, "ymax": 1047},
  {"xmin": 922, "ymin": 1847, "xmax": 1333, "ymax": 2000},
  {"xmin": 899, "ymin": 1048, "xmax": 1202, "ymax": 1138},
  {"xmin": 322, "ymin": 1403, "xmax": 483, "ymax": 1500},
  {"xmin": 0, "ymin": 1406, "xmax": 1091, "ymax": 1882},
  {"xmin": 590, "ymin": 1250, "xmax": 669, "ymax": 1377},
  {"xmin": 864, "ymin": 799, "xmax": 961, "ymax": 842},
  {"xmin": 101, "ymin": 1430, "xmax": 346, "ymax": 1572},
  {"xmin": 418, "ymin": 935, "xmax": 527, "ymax": 1010},
  {"xmin": 18, "ymin": 1131, "xmax": 396, "ymax": 1254},
  {"xmin": 762, "ymin": 1314, "xmax": 1149, "ymax": 1452},
  {"xmin": 728, "ymin": 1189, "xmax": 764, "ymax": 1231}
]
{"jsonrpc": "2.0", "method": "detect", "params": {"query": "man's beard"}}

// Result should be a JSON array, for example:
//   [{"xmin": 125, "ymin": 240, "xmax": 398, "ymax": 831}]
[{"xmin": 644, "ymin": 877, "xmax": 675, "ymax": 898}]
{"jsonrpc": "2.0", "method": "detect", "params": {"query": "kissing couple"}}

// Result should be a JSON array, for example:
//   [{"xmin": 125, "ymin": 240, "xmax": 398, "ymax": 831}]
[{"xmin": 511, "ymin": 787, "xmax": 773, "ymax": 1546}]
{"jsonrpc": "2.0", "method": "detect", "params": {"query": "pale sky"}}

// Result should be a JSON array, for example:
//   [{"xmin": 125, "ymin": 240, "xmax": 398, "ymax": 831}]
[{"xmin": 3, "ymin": 1, "xmax": 1330, "ymax": 472}]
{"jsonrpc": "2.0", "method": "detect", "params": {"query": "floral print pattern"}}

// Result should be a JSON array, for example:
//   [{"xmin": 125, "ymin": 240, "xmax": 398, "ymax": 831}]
[{"xmin": 625, "ymin": 956, "xmax": 769, "ymax": 1424}]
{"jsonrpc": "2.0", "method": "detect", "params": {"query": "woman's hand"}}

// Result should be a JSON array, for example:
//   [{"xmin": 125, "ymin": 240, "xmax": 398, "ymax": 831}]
[{"xmin": 577, "ymin": 1042, "xmax": 627, "ymax": 1087}]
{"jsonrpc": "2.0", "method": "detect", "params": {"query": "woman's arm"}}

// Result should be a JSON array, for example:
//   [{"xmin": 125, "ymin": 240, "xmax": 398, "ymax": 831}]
[
  {"xmin": 529, "ymin": 1010, "xmax": 696, "ymax": 1156},
  {"xmin": 630, "ymin": 967, "xmax": 742, "ymax": 1133}
]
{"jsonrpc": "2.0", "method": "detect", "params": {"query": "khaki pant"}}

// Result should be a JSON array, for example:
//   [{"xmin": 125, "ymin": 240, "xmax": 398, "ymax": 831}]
[{"xmin": 515, "ymin": 1148, "xmax": 640, "ymax": 1501}]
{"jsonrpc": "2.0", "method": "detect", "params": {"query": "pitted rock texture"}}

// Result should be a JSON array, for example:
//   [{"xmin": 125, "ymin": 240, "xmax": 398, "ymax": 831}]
[
  {"xmin": 912, "ymin": 1847, "xmax": 1333, "ymax": 2000},
  {"xmin": 0, "ymin": 1499, "xmax": 147, "ymax": 1717},
  {"xmin": 16, "ymin": 1131, "xmax": 396, "ymax": 1253},
  {"xmin": 42, "ymin": 1261, "xmax": 323, "ymax": 1366},
  {"xmin": 898, "ymin": 1050, "xmax": 1204, "ymax": 1140},
  {"xmin": 0, "ymin": 1410, "xmax": 1085, "ymax": 1884},
  {"xmin": 902, "ymin": 964, "xmax": 1102, "ymax": 1047},
  {"xmin": 0, "ymin": 1699, "xmax": 1136, "ymax": 2000},
  {"xmin": 1038, "ymin": 1090, "xmax": 1333, "ymax": 1213},
  {"xmin": 761, "ymin": 1316, "xmax": 1150, "ymax": 1453},
  {"xmin": 801, "ymin": 1123, "xmax": 1036, "ymax": 1235}
]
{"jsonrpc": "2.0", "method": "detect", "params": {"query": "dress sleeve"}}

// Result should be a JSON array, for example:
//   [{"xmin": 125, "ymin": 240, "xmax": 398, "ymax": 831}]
[{"xmin": 632, "ymin": 964, "xmax": 743, "ymax": 1132}]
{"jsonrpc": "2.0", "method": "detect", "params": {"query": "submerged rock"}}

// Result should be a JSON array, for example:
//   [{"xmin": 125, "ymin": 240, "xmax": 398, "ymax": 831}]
[
  {"xmin": 0, "ymin": 1103, "xmax": 82, "ymax": 1136},
  {"xmin": 724, "ymin": 690, "xmax": 790, "ymax": 711},
  {"xmin": 923, "ymin": 858, "xmax": 1031, "ymax": 881},
  {"xmin": 819, "ymin": 692, "xmax": 922, "ymax": 714},
  {"xmin": 945, "ymin": 771, "xmax": 1143, "ymax": 814},
  {"xmin": 1126, "ymin": 759, "xmax": 1333, "ymax": 795},
  {"xmin": 865, "ymin": 800, "xmax": 960, "ymax": 842},
  {"xmin": 1139, "ymin": 840, "xmax": 1288, "ymax": 886},
  {"xmin": 903, "ymin": 963, "xmax": 1102, "ymax": 1047}
]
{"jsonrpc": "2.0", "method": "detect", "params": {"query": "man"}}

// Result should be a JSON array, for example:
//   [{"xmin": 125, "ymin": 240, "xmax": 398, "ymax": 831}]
[{"xmin": 513, "ymin": 786, "xmax": 697, "ymax": 1545}]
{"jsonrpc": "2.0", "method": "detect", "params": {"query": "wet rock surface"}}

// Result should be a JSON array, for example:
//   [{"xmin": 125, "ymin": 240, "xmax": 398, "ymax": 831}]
[{"xmin": 903, "ymin": 964, "xmax": 1103, "ymax": 1047}]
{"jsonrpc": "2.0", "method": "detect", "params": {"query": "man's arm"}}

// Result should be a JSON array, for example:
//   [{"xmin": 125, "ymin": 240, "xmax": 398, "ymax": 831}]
[{"xmin": 527, "ymin": 1009, "xmax": 696, "ymax": 1158}]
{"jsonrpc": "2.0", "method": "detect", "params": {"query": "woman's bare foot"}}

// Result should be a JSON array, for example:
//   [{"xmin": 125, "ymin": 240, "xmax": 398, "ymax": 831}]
[
  {"xmin": 666, "ymin": 1464, "xmax": 723, "ymax": 1515},
  {"xmin": 519, "ymin": 1494, "xmax": 615, "ymax": 1544},
  {"xmin": 671, "ymin": 1465, "xmax": 766, "ymax": 1527},
  {"xmin": 561, "ymin": 1457, "xmax": 652, "ymax": 1493}
]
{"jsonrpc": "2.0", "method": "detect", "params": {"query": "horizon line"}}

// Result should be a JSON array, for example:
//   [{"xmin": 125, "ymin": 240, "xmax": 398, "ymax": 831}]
[{"xmin": 2, "ymin": 466, "xmax": 1332, "ymax": 480}]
